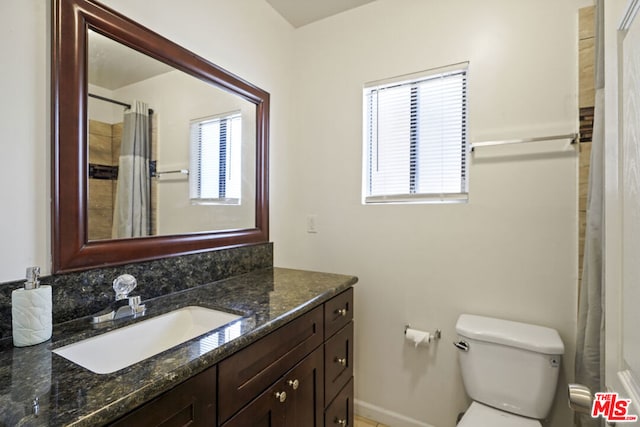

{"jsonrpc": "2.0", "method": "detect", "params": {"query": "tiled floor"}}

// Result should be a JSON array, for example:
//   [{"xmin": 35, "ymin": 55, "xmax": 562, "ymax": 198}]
[{"xmin": 355, "ymin": 415, "xmax": 389, "ymax": 427}]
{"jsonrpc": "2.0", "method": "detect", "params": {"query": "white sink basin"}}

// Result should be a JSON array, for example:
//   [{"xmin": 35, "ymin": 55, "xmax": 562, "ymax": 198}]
[{"xmin": 53, "ymin": 306, "xmax": 241, "ymax": 374}]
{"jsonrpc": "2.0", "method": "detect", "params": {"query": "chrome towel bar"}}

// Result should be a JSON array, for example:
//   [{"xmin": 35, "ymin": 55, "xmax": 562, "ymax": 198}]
[{"xmin": 470, "ymin": 133, "xmax": 578, "ymax": 152}]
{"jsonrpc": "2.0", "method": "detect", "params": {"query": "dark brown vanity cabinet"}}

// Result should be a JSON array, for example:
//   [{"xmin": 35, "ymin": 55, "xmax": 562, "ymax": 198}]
[
  {"xmin": 109, "ymin": 288, "xmax": 354, "ymax": 427},
  {"xmin": 222, "ymin": 347, "xmax": 324, "ymax": 427},
  {"xmin": 220, "ymin": 287, "xmax": 354, "ymax": 427},
  {"xmin": 109, "ymin": 366, "xmax": 216, "ymax": 427},
  {"xmin": 218, "ymin": 305, "xmax": 325, "ymax": 424}
]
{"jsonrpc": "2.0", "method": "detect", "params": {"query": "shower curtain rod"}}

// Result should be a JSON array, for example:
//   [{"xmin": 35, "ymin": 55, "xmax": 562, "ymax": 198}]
[
  {"xmin": 470, "ymin": 133, "xmax": 578, "ymax": 152},
  {"xmin": 88, "ymin": 93, "xmax": 154, "ymax": 114},
  {"xmin": 88, "ymin": 93, "xmax": 130, "ymax": 108}
]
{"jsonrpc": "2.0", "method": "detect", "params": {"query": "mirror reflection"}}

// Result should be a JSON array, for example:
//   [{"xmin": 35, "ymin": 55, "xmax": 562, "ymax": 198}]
[{"xmin": 87, "ymin": 30, "xmax": 256, "ymax": 241}]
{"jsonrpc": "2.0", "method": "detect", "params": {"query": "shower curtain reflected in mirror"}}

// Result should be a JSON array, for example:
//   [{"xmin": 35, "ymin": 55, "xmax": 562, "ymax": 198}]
[{"xmin": 112, "ymin": 101, "xmax": 151, "ymax": 238}]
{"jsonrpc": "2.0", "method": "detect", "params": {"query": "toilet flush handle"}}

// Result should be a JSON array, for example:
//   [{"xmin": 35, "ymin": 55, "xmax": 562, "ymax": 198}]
[{"xmin": 453, "ymin": 340, "xmax": 469, "ymax": 352}]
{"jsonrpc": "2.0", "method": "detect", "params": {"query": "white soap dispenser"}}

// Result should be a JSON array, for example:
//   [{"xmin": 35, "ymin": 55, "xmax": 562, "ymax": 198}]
[{"xmin": 11, "ymin": 267, "xmax": 53, "ymax": 347}]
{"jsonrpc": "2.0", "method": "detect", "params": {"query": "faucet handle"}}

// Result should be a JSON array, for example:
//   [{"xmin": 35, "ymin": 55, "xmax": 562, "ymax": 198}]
[
  {"xmin": 127, "ymin": 295, "xmax": 146, "ymax": 315},
  {"xmin": 128, "ymin": 295, "xmax": 141, "ymax": 307},
  {"xmin": 113, "ymin": 274, "xmax": 137, "ymax": 300}
]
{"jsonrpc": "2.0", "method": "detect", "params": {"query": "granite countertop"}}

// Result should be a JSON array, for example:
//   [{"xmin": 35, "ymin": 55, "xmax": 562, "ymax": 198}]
[{"xmin": 0, "ymin": 267, "xmax": 357, "ymax": 426}]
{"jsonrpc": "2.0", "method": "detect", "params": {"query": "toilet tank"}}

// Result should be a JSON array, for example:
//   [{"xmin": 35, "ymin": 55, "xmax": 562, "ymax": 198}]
[{"xmin": 456, "ymin": 314, "xmax": 565, "ymax": 419}]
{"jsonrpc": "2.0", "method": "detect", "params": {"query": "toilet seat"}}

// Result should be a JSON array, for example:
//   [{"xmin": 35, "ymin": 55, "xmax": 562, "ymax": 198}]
[{"xmin": 457, "ymin": 402, "xmax": 542, "ymax": 427}]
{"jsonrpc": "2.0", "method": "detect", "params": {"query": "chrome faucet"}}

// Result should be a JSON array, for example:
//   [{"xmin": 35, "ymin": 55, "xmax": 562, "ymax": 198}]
[{"xmin": 91, "ymin": 274, "xmax": 146, "ymax": 324}]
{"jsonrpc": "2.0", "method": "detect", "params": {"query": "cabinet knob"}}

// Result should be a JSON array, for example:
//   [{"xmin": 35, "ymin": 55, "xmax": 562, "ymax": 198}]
[
  {"xmin": 336, "ymin": 308, "xmax": 348, "ymax": 317},
  {"xmin": 335, "ymin": 357, "xmax": 347, "ymax": 366},
  {"xmin": 334, "ymin": 418, "xmax": 347, "ymax": 426},
  {"xmin": 275, "ymin": 391, "xmax": 287, "ymax": 403},
  {"xmin": 287, "ymin": 379, "xmax": 299, "ymax": 390}
]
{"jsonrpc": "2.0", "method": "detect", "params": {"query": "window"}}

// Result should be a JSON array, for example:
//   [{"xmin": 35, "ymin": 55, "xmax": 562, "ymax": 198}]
[
  {"xmin": 190, "ymin": 112, "xmax": 242, "ymax": 205},
  {"xmin": 363, "ymin": 63, "xmax": 468, "ymax": 204}
]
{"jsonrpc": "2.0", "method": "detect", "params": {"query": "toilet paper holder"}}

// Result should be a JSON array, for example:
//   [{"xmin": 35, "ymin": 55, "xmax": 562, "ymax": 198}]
[{"xmin": 404, "ymin": 324, "xmax": 442, "ymax": 341}]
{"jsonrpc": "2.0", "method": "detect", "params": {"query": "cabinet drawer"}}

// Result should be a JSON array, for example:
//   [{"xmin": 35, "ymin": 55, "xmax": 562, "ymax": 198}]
[
  {"xmin": 109, "ymin": 366, "xmax": 216, "ymax": 427},
  {"xmin": 324, "ymin": 321, "xmax": 353, "ymax": 405},
  {"xmin": 324, "ymin": 377, "xmax": 354, "ymax": 427},
  {"xmin": 324, "ymin": 288, "xmax": 353, "ymax": 339},
  {"xmin": 218, "ymin": 306, "xmax": 324, "ymax": 423}
]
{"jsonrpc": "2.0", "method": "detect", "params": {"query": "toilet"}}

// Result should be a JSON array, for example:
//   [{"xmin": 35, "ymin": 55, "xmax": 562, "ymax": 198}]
[{"xmin": 454, "ymin": 314, "xmax": 565, "ymax": 426}]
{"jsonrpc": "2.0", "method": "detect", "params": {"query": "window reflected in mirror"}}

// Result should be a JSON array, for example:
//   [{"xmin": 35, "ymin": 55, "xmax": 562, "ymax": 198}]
[{"xmin": 189, "ymin": 111, "xmax": 242, "ymax": 205}]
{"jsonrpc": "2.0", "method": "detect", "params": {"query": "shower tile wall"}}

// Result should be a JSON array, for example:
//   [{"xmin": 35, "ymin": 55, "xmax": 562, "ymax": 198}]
[
  {"xmin": 87, "ymin": 117, "xmax": 157, "ymax": 240},
  {"xmin": 88, "ymin": 119, "xmax": 119, "ymax": 240}
]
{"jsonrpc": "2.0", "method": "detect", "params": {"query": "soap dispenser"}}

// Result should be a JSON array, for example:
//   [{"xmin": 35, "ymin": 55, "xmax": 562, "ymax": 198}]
[{"xmin": 11, "ymin": 267, "xmax": 52, "ymax": 347}]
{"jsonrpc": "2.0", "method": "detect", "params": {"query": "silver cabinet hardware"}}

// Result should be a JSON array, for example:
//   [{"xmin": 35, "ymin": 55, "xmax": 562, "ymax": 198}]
[
  {"xmin": 287, "ymin": 379, "xmax": 299, "ymax": 390},
  {"xmin": 275, "ymin": 391, "xmax": 287, "ymax": 403},
  {"xmin": 336, "ymin": 308, "xmax": 348, "ymax": 317},
  {"xmin": 335, "ymin": 357, "xmax": 347, "ymax": 366},
  {"xmin": 335, "ymin": 418, "xmax": 347, "ymax": 426}
]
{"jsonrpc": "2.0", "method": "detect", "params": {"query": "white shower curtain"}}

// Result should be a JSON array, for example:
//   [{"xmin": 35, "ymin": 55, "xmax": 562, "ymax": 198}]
[
  {"xmin": 575, "ymin": 1, "xmax": 604, "ymax": 426},
  {"xmin": 112, "ymin": 101, "xmax": 151, "ymax": 238}
]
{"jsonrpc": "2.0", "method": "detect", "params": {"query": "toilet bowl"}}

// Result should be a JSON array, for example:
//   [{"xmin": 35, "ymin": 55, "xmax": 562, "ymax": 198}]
[
  {"xmin": 457, "ymin": 402, "xmax": 541, "ymax": 427},
  {"xmin": 455, "ymin": 314, "xmax": 564, "ymax": 426}
]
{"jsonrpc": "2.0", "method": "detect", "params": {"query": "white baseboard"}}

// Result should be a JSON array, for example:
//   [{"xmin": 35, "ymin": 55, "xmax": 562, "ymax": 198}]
[{"xmin": 355, "ymin": 399, "xmax": 435, "ymax": 427}]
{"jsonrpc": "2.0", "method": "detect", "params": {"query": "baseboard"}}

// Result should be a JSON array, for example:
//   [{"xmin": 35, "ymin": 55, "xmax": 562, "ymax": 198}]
[{"xmin": 355, "ymin": 399, "xmax": 435, "ymax": 427}]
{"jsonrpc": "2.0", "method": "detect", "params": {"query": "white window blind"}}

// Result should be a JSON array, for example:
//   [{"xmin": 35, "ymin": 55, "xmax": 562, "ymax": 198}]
[
  {"xmin": 363, "ymin": 64, "xmax": 468, "ymax": 203},
  {"xmin": 190, "ymin": 112, "xmax": 242, "ymax": 204}
]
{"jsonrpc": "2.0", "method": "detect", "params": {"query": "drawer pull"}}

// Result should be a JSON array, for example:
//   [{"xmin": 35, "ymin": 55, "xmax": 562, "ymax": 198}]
[
  {"xmin": 335, "ymin": 418, "xmax": 348, "ymax": 426},
  {"xmin": 335, "ymin": 357, "xmax": 347, "ymax": 366},
  {"xmin": 287, "ymin": 379, "xmax": 299, "ymax": 390},
  {"xmin": 275, "ymin": 391, "xmax": 287, "ymax": 403},
  {"xmin": 336, "ymin": 308, "xmax": 348, "ymax": 317}
]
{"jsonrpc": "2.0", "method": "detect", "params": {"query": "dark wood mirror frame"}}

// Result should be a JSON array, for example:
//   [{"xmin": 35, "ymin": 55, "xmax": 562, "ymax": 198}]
[{"xmin": 52, "ymin": 0, "xmax": 269, "ymax": 273}]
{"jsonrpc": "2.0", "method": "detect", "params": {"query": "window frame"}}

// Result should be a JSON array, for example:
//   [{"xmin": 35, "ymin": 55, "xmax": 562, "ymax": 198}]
[{"xmin": 362, "ymin": 62, "xmax": 469, "ymax": 205}]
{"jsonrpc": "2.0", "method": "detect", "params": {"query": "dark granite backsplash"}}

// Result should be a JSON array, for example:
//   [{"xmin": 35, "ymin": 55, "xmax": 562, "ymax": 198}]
[{"xmin": 0, "ymin": 243, "xmax": 272, "ymax": 342}]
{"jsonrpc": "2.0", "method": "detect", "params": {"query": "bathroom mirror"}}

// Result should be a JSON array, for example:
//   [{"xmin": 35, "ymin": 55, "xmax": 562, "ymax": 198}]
[
  {"xmin": 52, "ymin": 0, "xmax": 269, "ymax": 272},
  {"xmin": 86, "ymin": 30, "xmax": 257, "ymax": 240}
]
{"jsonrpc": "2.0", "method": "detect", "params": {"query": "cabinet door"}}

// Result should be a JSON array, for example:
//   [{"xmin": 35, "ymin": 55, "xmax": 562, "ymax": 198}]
[
  {"xmin": 221, "ymin": 379, "xmax": 287, "ymax": 427},
  {"xmin": 218, "ymin": 306, "xmax": 324, "ymax": 423},
  {"xmin": 109, "ymin": 366, "xmax": 216, "ymax": 427},
  {"xmin": 285, "ymin": 346, "xmax": 324, "ymax": 427},
  {"xmin": 325, "ymin": 378, "xmax": 354, "ymax": 427},
  {"xmin": 324, "ymin": 322, "xmax": 353, "ymax": 405},
  {"xmin": 223, "ymin": 347, "xmax": 324, "ymax": 427}
]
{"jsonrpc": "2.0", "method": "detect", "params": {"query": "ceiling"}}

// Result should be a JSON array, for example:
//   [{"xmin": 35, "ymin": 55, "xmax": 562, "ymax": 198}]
[
  {"xmin": 87, "ymin": 1, "xmax": 379, "ymax": 91},
  {"xmin": 88, "ymin": 30, "xmax": 173, "ymax": 90},
  {"xmin": 265, "ymin": 0, "xmax": 377, "ymax": 28}
]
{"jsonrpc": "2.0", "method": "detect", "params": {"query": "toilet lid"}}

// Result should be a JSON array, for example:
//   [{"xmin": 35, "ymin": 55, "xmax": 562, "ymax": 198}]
[{"xmin": 458, "ymin": 402, "xmax": 542, "ymax": 427}]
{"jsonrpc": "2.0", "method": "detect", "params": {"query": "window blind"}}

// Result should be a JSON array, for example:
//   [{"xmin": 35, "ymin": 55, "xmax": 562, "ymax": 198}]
[
  {"xmin": 190, "ymin": 112, "xmax": 242, "ymax": 204},
  {"xmin": 363, "ymin": 64, "xmax": 468, "ymax": 203}
]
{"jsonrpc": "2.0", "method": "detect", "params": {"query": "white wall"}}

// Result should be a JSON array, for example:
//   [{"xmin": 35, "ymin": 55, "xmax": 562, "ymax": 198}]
[
  {"xmin": 272, "ymin": 1, "xmax": 579, "ymax": 426},
  {"xmin": 0, "ymin": 0, "xmax": 293, "ymax": 281},
  {"xmin": 0, "ymin": 1, "xmax": 49, "ymax": 281}
]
